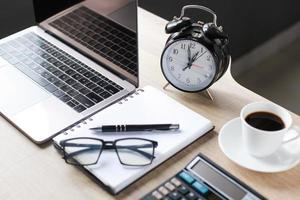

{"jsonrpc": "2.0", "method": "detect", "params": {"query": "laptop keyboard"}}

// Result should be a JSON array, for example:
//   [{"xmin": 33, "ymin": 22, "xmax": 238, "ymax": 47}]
[
  {"xmin": 50, "ymin": 6, "xmax": 138, "ymax": 76},
  {"xmin": 0, "ymin": 32, "xmax": 123, "ymax": 113}
]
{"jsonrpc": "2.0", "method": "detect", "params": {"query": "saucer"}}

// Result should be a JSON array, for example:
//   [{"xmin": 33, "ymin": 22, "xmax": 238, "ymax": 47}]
[{"xmin": 218, "ymin": 118, "xmax": 300, "ymax": 173}]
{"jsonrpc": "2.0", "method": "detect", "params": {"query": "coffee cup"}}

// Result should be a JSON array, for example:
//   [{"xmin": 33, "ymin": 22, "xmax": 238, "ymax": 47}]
[{"xmin": 240, "ymin": 102, "xmax": 300, "ymax": 157}]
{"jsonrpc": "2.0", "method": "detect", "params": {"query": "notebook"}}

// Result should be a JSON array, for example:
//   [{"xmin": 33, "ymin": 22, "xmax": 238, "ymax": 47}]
[{"xmin": 53, "ymin": 85, "xmax": 214, "ymax": 194}]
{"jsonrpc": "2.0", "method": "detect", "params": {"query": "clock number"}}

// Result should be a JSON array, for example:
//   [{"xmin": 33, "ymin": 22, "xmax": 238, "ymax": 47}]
[
  {"xmin": 168, "ymin": 56, "xmax": 173, "ymax": 62},
  {"xmin": 186, "ymin": 78, "xmax": 190, "ymax": 84},
  {"xmin": 181, "ymin": 43, "xmax": 186, "ymax": 49},
  {"xmin": 170, "ymin": 66, "xmax": 175, "ymax": 71},
  {"xmin": 189, "ymin": 43, "xmax": 196, "ymax": 49},
  {"xmin": 173, "ymin": 49, "xmax": 178, "ymax": 55},
  {"xmin": 207, "ymin": 55, "xmax": 211, "ymax": 61},
  {"xmin": 177, "ymin": 73, "xmax": 181, "ymax": 79}
]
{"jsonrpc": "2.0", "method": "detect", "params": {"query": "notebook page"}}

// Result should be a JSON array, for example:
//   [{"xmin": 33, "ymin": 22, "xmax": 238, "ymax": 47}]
[{"xmin": 53, "ymin": 86, "xmax": 213, "ymax": 193}]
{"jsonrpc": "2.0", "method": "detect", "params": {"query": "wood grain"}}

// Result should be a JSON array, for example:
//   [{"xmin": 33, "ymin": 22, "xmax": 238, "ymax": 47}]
[{"xmin": 0, "ymin": 8, "xmax": 299, "ymax": 200}]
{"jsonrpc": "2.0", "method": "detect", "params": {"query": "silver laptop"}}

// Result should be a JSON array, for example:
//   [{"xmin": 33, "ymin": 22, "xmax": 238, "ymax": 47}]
[{"xmin": 0, "ymin": 0, "xmax": 138, "ymax": 143}]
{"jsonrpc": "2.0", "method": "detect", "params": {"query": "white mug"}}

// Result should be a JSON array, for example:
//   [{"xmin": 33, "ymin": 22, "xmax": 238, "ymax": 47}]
[{"xmin": 240, "ymin": 102, "xmax": 300, "ymax": 157}]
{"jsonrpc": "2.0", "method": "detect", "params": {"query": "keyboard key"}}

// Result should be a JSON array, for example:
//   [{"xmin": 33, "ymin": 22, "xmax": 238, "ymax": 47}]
[
  {"xmin": 74, "ymin": 105, "xmax": 86, "ymax": 112},
  {"xmin": 79, "ymin": 87, "xmax": 90, "ymax": 95},
  {"xmin": 74, "ymin": 94, "xmax": 95, "ymax": 108},
  {"xmin": 65, "ymin": 69, "xmax": 76, "ymax": 76},
  {"xmin": 104, "ymin": 85, "xmax": 119, "ymax": 94},
  {"xmin": 59, "ymin": 74, "xmax": 69, "ymax": 81},
  {"xmin": 99, "ymin": 91, "xmax": 111, "ymax": 99},
  {"xmin": 41, "ymin": 71, "xmax": 52, "ymax": 79},
  {"xmin": 44, "ymin": 84, "xmax": 58, "ymax": 93},
  {"xmin": 78, "ymin": 77, "xmax": 89, "ymax": 84},
  {"xmin": 65, "ymin": 78, "xmax": 76, "ymax": 85},
  {"xmin": 83, "ymin": 71, "xmax": 94, "ymax": 78},
  {"xmin": 60, "ymin": 95, "xmax": 72, "ymax": 102},
  {"xmin": 53, "ymin": 80, "xmax": 65, "ymax": 88},
  {"xmin": 85, "ymin": 82, "xmax": 97, "ymax": 90},
  {"xmin": 72, "ymin": 82, "xmax": 84, "ymax": 90},
  {"xmin": 67, "ymin": 101, "xmax": 76, "ymax": 108},
  {"xmin": 90, "ymin": 76, "xmax": 102, "ymax": 83},
  {"xmin": 72, "ymin": 73, "xmax": 83, "ymax": 80},
  {"xmin": 86, "ymin": 92, "xmax": 103, "ymax": 103},
  {"xmin": 15, "ymin": 63, "xmax": 49, "ymax": 87},
  {"xmin": 69, "ymin": 99, "xmax": 79, "ymax": 106},
  {"xmin": 53, "ymin": 90, "xmax": 65, "ymax": 97},
  {"xmin": 67, "ymin": 89, "xmax": 79, "ymax": 97},
  {"xmin": 97, "ymin": 80, "xmax": 108, "ymax": 87},
  {"xmin": 52, "ymin": 70, "xmax": 64, "ymax": 77},
  {"xmin": 47, "ymin": 76, "xmax": 59, "ymax": 83},
  {"xmin": 60, "ymin": 85, "xmax": 72, "ymax": 92},
  {"xmin": 92, "ymin": 87, "xmax": 104, "ymax": 94},
  {"xmin": 58, "ymin": 65, "xmax": 70, "ymax": 72}
]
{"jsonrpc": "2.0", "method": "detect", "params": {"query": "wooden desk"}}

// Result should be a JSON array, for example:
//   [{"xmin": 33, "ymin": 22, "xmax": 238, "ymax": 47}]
[{"xmin": 0, "ymin": 8, "xmax": 299, "ymax": 200}]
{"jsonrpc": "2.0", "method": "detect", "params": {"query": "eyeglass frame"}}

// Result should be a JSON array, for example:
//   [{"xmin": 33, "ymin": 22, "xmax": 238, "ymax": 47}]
[{"xmin": 59, "ymin": 137, "xmax": 158, "ymax": 167}]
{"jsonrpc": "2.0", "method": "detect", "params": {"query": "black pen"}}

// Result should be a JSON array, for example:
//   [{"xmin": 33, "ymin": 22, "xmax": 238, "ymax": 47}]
[{"xmin": 89, "ymin": 124, "xmax": 180, "ymax": 132}]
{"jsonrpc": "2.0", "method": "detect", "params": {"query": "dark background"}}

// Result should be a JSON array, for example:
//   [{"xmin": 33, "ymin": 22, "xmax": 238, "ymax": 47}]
[
  {"xmin": 139, "ymin": 0, "xmax": 300, "ymax": 60},
  {"xmin": 1, "ymin": 0, "xmax": 299, "ymax": 60}
]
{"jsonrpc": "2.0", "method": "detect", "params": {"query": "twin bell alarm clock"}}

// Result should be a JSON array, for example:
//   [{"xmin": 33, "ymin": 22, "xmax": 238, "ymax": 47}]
[{"xmin": 161, "ymin": 5, "xmax": 231, "ymax": 92}]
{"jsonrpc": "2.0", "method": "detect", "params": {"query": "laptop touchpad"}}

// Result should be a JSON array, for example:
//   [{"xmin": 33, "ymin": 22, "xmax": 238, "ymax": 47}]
[{"xmin": 0, "ymin": 66, "xmax": 50, "ymax": 116}]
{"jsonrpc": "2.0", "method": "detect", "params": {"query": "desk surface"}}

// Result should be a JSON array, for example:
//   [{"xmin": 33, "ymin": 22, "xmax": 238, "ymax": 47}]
[{"xmin": 0, "ymin": 8, "xmax": 299, "ymax": 200}]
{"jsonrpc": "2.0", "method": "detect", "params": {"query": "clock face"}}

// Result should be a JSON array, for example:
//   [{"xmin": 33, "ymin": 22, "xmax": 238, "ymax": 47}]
[{"xmin": 161, "ymin": 39, "xmax": 217, "ymax": 92}]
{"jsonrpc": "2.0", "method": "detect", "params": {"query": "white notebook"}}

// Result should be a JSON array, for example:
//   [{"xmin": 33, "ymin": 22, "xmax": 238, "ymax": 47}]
[{"xmin": 53, "ymin": 86, "xmax": 213, "ymax": 194}]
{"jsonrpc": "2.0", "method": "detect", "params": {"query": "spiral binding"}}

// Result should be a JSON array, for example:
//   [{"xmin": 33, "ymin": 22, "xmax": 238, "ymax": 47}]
[{"xmin": 63, "ymin": 89, "xmax": 145, "ymax": 135}]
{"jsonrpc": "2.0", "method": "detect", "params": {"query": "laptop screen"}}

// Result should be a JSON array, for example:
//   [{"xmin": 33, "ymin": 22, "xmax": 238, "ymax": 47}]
[{"xmin": 33, "ymin": 0, "xmax": 138, "ymax": 86}]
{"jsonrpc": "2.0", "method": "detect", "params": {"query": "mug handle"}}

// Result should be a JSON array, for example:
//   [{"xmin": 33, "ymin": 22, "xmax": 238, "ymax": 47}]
[{"xmin": 283, "ymin": 125, "xmax": 300, "ymax": 144}]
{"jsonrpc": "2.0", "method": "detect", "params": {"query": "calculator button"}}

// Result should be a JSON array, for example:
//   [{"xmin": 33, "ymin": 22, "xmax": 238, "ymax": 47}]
[
  {"xmin": 186, "ymin": 192, "xmax": 197, "ymax": 200},
  {"xmin": 152, "ymin": 191, "xmax": 163, "ymax": 200},
  {"xmin": 164, "ymin": 182, "xmax": 176, "ymax": 191},
  {"xmin": 169, "ymin": 191, "xmax": 181, "ymax": 200},
  {"xmin": 158, "ymin": 186, "xmax": 169, "ymax": 196},
  {"xmin": 178, "ymin": 185, "xmax": 189, "ymax": 195},
  {"xmin": 179, "ymin": 171, "xmax": 194, "ymax": 184},
  {"xmin": 170, "ymin": 177, "xmax": 181, "ymax": 187},
  {"xmin": 192, "ymin": 181, "xmax": 209, "ymax": 196},
  {"xmin": 143, "ymin": 195, "xmax": 156, "ymax": 200}
]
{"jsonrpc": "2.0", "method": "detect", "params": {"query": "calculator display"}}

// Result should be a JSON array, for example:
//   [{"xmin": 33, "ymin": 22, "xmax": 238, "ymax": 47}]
[{"xmin": 191, "ymin": 160, "xmax": 247, "ymax": 199}]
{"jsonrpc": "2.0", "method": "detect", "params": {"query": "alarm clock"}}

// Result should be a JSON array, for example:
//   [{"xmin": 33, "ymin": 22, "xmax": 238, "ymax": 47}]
[{"xmin": 161, "ymin": 5, "xmax": 231, "ymax": 92}]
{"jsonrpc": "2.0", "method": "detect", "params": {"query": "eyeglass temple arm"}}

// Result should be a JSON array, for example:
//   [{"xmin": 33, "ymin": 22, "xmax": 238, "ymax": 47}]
[{"xmin": 62, "ymin": 143, "xmax": 155, "ymax": 160}]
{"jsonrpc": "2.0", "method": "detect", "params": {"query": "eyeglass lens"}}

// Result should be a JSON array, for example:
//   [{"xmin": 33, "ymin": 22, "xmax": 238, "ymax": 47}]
[
  {"xmin": 116, "ymin": 139, "xmax": 155, "ymax": 166},
  {"xmin": 63, "ymin": 138, "xmax": 103, "ymax": 165},
  {"xmin": 62, "ymin": 138, "xmax": 155, "ymax": 166}
]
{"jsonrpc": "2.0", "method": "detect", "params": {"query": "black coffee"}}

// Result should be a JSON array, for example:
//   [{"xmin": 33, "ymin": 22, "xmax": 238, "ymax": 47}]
[{"xmin": 245, "ymin": 111, "xmax": 285, "ymax": 131}]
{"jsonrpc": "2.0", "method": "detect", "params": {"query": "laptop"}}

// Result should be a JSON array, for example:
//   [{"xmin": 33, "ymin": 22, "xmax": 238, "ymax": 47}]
[{"xmin": 0, "ymin": 0, "xmax": 138, "ymax": 143}]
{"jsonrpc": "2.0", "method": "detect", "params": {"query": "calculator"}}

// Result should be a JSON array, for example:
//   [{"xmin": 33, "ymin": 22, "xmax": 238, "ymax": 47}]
[{"xmin": 141, "ymin": 154, "xmax": 266, "ymax": 200}]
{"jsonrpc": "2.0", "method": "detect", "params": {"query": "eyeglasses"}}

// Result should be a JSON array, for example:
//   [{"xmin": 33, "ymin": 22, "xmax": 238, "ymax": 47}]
[{"xmin": 59, "ymin": 137, "xmax": 158, "ymax": 166}]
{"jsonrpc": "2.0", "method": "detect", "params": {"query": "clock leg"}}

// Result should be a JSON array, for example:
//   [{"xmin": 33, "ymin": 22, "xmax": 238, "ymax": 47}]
[
  {"xmin": 204, "ymin": 89, "xmax": 214, "ymax": 101},
  {"xmin": 162, "ymin": 82, "xmax": 214, "ymax": 101},
  {"xmin": 163, "ymin": 83, "xmax": 170, "ymax": 90}
]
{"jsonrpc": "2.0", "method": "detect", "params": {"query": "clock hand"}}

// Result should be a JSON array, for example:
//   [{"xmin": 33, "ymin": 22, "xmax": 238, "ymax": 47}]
[
  {"xmin": 187, "ymin": 44, "xmax": 192, "ymax": 62},
  {"xmin": 183, "ymin": 51, "xmax": 200, "ymax": 71},
  {"xmin": 194, "ymin": 51, "xmax": 207, "ymax": 62},
  {"xmin": 182, "ymin": 45, "xmax": 192, "ymax": 71}
]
